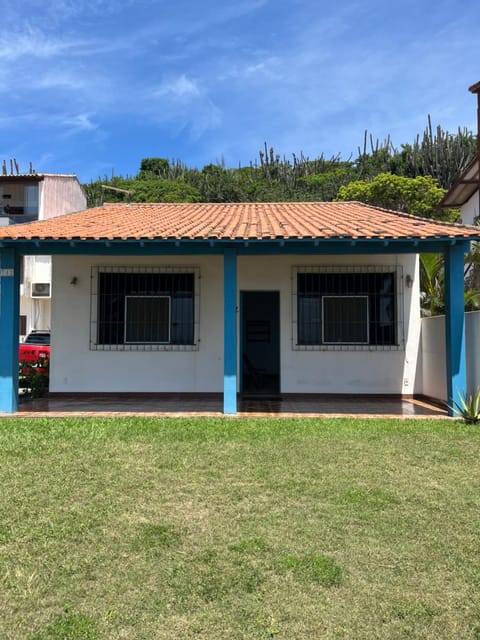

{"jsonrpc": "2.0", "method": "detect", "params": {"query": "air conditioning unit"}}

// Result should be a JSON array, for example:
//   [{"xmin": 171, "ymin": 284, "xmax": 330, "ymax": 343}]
[{"xmin": 31, "ymin": 282, "xmax": 51, "ymax": 298}]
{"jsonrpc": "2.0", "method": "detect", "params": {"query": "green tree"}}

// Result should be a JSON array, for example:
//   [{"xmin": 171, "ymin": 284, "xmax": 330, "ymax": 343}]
[
  {"xmin": 138, "ymin": 158, "xmax": 170, "ymax": 178},
  {"xmin": 335, "ymin": 173, "xmax": 456, "ymax": 220}
]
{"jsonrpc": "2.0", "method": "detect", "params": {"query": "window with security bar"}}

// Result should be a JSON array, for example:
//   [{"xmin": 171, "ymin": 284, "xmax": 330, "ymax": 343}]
[
  {"xmin": 91, "ymin": 267, "xmax": 199, "ymax": 351},
  {"xmin": 294, "ymin": 267, "xmax": 401, "ymax": 349}
]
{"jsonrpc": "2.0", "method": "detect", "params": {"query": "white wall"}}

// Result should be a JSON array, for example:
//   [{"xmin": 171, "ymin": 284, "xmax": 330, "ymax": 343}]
[
  {"xmin": 239, "ymin": 254, "xmax": 420, "ymax": 395},
  {"xmin": 50, "ymin": 253, "xmax": 421, "ymax": 394},
  {"xmin": 40, "ymin": 176, "xmax": 86, "ymax": 219},
  {"xmin": 51, "ymin": 255, "xmax": 224, "ymax": 392},
  {"xmin": 420, "ymin": 316, "xmax": 446, "ymax": 401},
  {"xmin": 421, "ymin": 311, "xmax": 480, "ymax": 401},
  {"xmin": 460, "ymin": 192, "xmax": 478, "ymax": 226}
]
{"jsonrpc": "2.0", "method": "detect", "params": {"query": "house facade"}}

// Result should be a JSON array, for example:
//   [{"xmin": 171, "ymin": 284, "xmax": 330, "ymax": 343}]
[
  {"xmin": 0, "ymin": 172, "xmax": 86, "ymax": 336},
  {"xmin": 50, "ymin": 252, "xmax": 419, "ymax": 397},
  {"xmin": 0, "ymin": 201, "xmax": 478, "ymax": 415}
]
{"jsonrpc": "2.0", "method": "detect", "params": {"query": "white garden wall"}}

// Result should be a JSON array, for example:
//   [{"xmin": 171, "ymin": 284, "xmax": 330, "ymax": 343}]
[
  {"xmin": 50, "ymin": 253, "xmax": 421, "ymax": 394},
  {"xmin": 421, "ymin": 311, "xmax": 480, "ymax": 401}
]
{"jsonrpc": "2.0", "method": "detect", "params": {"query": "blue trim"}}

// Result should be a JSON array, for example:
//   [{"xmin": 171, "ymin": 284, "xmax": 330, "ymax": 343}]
[
  {"xmin": 239, "ymin": 291, "xmax": 245, "ymax": 393},
  {"xmin": 444, "ymin": 244, "xmax": 467, "ymax": 415},
  {"xmin": 223, "ymin": 249, "xmax": 237, "ymax": 414},
  {"xmin": 0, "ymin": 248, "xmax": 20, "ymax": 413},
  {"xmin": 0, "ymin": 238, "xmax": 474, "ymax": 257}
]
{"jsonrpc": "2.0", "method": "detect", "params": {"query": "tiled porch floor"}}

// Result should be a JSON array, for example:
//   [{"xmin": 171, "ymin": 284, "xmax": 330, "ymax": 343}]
[{"xmin": 5, "ymin": 393, "xmax": 448, "ymax": 418}]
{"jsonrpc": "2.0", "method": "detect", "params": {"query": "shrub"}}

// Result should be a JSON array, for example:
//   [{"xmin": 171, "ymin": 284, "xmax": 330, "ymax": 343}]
[{"xmin": 19, "ymin": 358, "xmax": 49, "ymax": 398}]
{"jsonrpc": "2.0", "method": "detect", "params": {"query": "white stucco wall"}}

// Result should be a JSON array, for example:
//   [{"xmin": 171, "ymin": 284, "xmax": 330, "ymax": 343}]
[
  {"xmin": 421, "ymin": 311, "xmax": 480, "ymax": 401},
  {"xmin": 51, "ymin": 255, "xmax": 224, "ymax": 393},
  {"xmin": 420, "ymin": 315, "xmax": 446, "ymax": 401},
  {"xmin": 50, "ymin": 253, "xmax": 421, "ymax": 394},
  {"xmin": 39, "ymin": 176, "xmax": 86, "ymax": 220},
  {"xmin": 460, "ymin": 192, "xmax": 479, "ymax": 226}
]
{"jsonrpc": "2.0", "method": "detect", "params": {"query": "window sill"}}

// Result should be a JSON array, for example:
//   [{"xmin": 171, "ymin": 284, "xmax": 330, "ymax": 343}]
[{"xmin": 90, "ymin": 343, "xmax": 199, "ymax": 352}]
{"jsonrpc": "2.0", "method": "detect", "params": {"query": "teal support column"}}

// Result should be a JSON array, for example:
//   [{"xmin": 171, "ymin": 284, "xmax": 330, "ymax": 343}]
[
  {"xmin": 0, "ymin": 248, "xmax": 20, "ymax": 413},
  {"xmin": 444, "ymin": 244, "xmax": 467, "ymax": 416},
  {"xmin": 223, "ymin": 249, "xmax": 237, "ymax": 414}
]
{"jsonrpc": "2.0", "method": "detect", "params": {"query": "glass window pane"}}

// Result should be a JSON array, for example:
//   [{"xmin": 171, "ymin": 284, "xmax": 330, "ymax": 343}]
[
  {"xmin": 298, "ymin": 297, "xmax": 321, "ymax": 344},
  {"xmin": 323, "ymin": 296, "xmax": 368, "ymax": 343},
  {"xmin": 125, "ymin": 296, "xmax": 170, "ymax": 343}
]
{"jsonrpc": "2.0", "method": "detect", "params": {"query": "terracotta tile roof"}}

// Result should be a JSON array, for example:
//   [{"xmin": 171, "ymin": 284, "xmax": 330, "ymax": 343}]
[{"xmin": 0, "ymin": 201, "xmax": 478, "ymax": 242}]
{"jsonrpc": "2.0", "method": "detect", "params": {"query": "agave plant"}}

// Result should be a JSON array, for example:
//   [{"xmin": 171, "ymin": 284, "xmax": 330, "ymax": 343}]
[{"xmin": 451, "ymin": 390, "xmax": 480, "ymax": 424}]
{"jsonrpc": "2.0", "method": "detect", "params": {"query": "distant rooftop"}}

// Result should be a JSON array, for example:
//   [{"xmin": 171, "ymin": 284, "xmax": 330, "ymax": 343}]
[{"xmin": 0, "ymin": 173, "xmax": 79, "ymax": 180}]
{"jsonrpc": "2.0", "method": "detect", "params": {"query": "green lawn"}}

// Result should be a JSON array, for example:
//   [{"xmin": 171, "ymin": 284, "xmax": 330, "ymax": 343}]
[{"xmin": 0, "ymin": 417, "xmax": 479, "ymax": 639}]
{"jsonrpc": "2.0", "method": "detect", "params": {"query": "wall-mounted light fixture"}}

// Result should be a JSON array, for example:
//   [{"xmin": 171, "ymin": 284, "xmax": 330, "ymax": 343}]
[
  {"xmin": 70, "ymin": 276, "xmax": 78, "ymax": 286},
  {"xmin": 405, "ymin": 274, "xmax": 413, "ymax": 288}
]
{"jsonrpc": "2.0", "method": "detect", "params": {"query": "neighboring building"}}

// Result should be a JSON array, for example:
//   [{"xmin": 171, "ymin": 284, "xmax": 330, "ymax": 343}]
[
  {"xmin": 0, "ymin": 201, "xmax": 477, "ymax": 415},
  {"xmin": 0, "ymin": 172, "xmax": 86, "ymax": 336},
  {"xmin": 439, "ymin": 80, "xmax": 480, "ymax": 225},
  {"xmin": 439, "ymin": 155, "xmax": 479, "ymax": 225}
]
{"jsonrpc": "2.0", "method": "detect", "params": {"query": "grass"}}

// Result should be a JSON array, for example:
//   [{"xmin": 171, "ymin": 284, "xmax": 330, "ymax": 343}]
[{"xmin": 0, "ymin": 416, "xmax": 479, "ymax": 639}]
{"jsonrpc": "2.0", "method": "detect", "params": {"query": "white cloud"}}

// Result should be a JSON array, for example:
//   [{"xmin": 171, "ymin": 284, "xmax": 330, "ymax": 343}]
[
  {"xmin": 148, "ymin": 75, "xmax": 222, "ymax": 138},
  {"xmin": 154, "ymin": 75, "xmax": 201, "ymax": 99},
  {"xmin": 35, "ymin": 70, "xmax": 86, "ymax": 90},
  {"xmin": 60, "ymin": 113, "xmax": 99, "ymax": 133},
  {"xmin": 0, "ymin": 25, "xmax": 84, "ymax": 60}
]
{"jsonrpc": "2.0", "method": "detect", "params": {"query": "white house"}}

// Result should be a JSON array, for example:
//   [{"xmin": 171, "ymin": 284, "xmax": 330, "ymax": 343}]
[
  {"xmin": 0, "ymin": 201, "xmax": 478, "ymax": 415},
  {"xmin": 0, "ymin": 172, "xmax": 86, "ymax": 335}
]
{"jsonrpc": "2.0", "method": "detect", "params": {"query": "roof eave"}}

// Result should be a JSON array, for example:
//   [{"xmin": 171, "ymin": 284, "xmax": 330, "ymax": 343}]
[
  {"xmin": 1, "ymin": 235, "xmax": 478, "ymax": 249},
  {"xmin": 439, "ymin": 155, "xmax": 479, "ymax": 208}
]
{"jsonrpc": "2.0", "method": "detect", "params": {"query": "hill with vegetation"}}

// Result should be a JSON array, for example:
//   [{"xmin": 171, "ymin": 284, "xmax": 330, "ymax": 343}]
[{"xmin": 84, "ymin": 117, "xmax": 476, "ymax": 221}]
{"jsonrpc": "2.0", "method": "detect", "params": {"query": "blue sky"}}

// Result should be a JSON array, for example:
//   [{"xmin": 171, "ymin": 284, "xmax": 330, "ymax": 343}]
[{"xmin": 0, "ymin": 0, "xmax": 479, "ymax": 183}]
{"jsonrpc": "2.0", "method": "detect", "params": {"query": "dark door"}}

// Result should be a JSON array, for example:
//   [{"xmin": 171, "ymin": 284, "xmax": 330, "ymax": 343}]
[{"xmin": 241, "ymin": 291, "xmax": 280, "ymax": 394}]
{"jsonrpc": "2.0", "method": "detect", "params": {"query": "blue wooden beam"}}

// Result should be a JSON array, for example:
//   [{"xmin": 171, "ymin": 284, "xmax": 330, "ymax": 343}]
[
  {"xmin": 0, "ymin": 238, "xmax": 475, "ymax": 257},
  {"xmin": 0, "ymin": 248, "xmax": 20, "ymax": 413},
  {"xmin": 223, "ymin": 249, "xmax": 237, "ymax": 414},
  {"xmin": 444, "ymin": 244, "xmax": 467, "ymax": 415}
]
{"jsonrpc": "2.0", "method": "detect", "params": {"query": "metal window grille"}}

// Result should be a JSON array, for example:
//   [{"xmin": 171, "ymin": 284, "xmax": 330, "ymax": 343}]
[
  {"xmin": 292, "ymin": 265, "xmax": 404, "ymax": 352},
  {"xmin": 322, "ymin": 296, "xmax": 369, "ymax": 344},
  {"xmin": 124, "ymin": 296, "xmax": 171, "ymax": 344},
  {"xmin": 90, "ymin": 266, "xmax": 200, "ymax": 351}
]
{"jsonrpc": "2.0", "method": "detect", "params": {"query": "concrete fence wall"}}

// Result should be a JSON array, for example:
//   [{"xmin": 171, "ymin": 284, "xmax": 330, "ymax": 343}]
[{"xmin": 421, "ymin": 311, "xmax": 480, "ymax": 401}]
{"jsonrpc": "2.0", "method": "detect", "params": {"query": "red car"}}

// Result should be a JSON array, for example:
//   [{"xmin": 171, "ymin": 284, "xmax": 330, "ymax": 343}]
[{"xmin": 19, "ymin": 331, "xmax": 50, "ymax": 375}]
